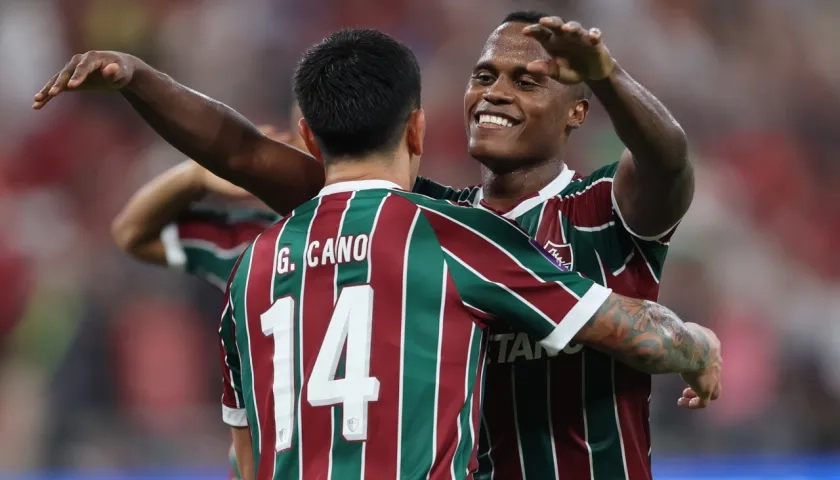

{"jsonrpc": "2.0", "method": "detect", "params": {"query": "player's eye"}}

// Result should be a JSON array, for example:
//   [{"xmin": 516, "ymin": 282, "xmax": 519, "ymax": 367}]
[
  {"xmin": 471, "ymin": 72, "xmax": 495, "ymax": 84},
  {"xmin": 516, "ymin": 77, "xmax": 538, "ymax": 90}
]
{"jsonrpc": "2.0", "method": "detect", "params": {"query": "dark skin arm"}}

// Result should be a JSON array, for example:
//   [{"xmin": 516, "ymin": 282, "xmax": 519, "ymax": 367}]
[
  {"xmin": 573, "ymin": 293, "xmax": 722, "ymax": 408},
  {"xmin": 524, "ymin": 18, "xmax": 693, "ymax": 237},
  {"xmin": 32, "ymin": 51, "xmax": 325, "ymax": 215},
  {"xmin": 587, "ymin": 64, "xmax": 693, "ymax": 237}
]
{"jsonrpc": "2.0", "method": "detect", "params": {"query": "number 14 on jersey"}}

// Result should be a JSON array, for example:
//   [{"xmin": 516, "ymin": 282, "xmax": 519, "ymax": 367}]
[{"xmin": 260, "ymin": 285, "xmax": 381, "ymax": 451}]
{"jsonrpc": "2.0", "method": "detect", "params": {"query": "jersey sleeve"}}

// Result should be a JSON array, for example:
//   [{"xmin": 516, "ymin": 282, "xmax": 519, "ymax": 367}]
[
  {"xmin": 570, "ymin": 162, "xmax": 675, "ymax": 287},
  {"xmin": 418, "ymin": 200, "xmax": 612, "ymax": 354},
  {"xmin": 219, "ymin": 251, "xmax": 249, "ymax": 427},
  {"xmin": 160, "ymin": 206, "xmax": 276, "ymax": 290},
  {"xmin": 412, "ymin": 176, "xmax": 480, "ymax": 203}
]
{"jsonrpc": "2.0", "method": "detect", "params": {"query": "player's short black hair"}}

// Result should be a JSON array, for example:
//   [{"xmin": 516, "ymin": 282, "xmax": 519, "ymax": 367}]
[
  {"xmin": 293, "ymin": 28, "xmax": 422, "ymax": 160},
  {"xmin": 502, "ymin": 10, "xmax": 550, "ymax": 25},
  {"xmin": 500, "ymin": 11, "xmax": 592, "ymax": 102}
]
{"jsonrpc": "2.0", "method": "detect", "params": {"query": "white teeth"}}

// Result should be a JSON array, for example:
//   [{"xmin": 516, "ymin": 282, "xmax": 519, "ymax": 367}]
[{"xmin": 478, "ymin": 114, "xmax": 514, "ymax": 127}]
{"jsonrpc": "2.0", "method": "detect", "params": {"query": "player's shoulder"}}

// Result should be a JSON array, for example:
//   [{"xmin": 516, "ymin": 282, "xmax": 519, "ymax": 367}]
[{"xmin": 556, "ymin": 161, "xmax": 619, "ymax": 199}]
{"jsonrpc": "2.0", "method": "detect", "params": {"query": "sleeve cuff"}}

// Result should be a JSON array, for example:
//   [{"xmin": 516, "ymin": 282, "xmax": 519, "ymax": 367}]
[
  {"xmin": 610, "ymin": 182, "xmax": 680, "ymax": 242},
  {"xmin": 539, "ymin": 284, "xmax": 612, "ymax": 354},
  {"xmin": 223, "ymin": 405, "xmax": 248, "ymax": 427},
  {"xmin": 160, "ymin": 223, "xmax": 187, "ymax": 269}
]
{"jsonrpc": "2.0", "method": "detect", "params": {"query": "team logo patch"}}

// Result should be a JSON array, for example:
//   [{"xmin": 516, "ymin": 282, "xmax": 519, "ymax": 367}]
[{"xmin": 543, "ymin": 240, "xmax": 574, "ymax": 270}]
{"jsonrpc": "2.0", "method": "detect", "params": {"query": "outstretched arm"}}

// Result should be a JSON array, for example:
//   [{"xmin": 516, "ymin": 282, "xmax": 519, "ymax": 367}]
[
  {"xmin": 588, "ymin": 64, "xmax": 693, "ymax": 238},
  {"xmin": 33, "ymin": 51, "xmax": 325, "ymax": 214},
  {"xmin": 574, "ymin": 294, "xmax": 712, "ymax": 375}
]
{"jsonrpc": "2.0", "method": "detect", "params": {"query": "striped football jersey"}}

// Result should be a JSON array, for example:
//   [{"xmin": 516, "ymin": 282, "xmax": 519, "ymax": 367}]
[{"xmin": 218, "ymin": 179, "xmax": 611, "ymax": 480}]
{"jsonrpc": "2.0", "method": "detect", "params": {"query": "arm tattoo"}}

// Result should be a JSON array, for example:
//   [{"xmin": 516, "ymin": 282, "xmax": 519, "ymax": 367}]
[{"xmin": 579, "ymin": 295, "xmax": 711, "ymax": 374}]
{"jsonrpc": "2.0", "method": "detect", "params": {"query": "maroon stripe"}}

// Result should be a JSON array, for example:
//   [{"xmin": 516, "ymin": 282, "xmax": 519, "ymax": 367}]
[
  {"xmin": 482, "ymin": 358, "xmax": 524, "ymax": 480},
  {"xmin": 613, "ymin": 364, "xmax": 653, "ymax": 480},
  {"xmin": 548, "ymin": 354, "xmax": 592, "ymax": 480},
  {"xmin": 564, "ymin": 181, "xmax": 614, "ymax": 229},
  {"xmin": 298, "ymin": 193, "xmax": 350, "ymax": 479},
  {"xmin": 364, "ymin": 196, "xmax": 413, "ymax": 479},
  {"xmin": 431, "ymin": 274, "xmax": 481, "ymax": 479},
  {"xmin": 243, "ymin": 224, "xmax": 284, "ymax": 479},
  {"xmin": 178, "ymin": 219, "xmax": 267, "ymax": 251}
]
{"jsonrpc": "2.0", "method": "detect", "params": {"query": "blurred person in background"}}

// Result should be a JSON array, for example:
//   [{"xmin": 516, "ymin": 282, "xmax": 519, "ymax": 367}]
[
  {"xmin": 34, "ymin": 11, "xmax": 700, "ymax": 480},
  {"xmin": 110, "ymin": 113, "xmax": 306, "ymax": 479}
]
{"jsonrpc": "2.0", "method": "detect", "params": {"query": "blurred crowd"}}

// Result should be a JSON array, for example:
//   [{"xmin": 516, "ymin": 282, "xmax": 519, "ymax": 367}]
[{"xmin": 1, "ymin": 0, "xmax": 840, "ymax": 472}]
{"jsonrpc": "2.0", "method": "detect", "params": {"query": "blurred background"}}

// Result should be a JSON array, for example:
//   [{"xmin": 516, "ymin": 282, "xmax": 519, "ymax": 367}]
[{"xmin": 2, "ymin": 0, "xmax": 840, "ymax": 478}]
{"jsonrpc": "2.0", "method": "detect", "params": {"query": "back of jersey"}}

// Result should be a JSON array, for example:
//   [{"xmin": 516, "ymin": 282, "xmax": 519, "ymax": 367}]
[{"xmin": 224, "ymin": 182, "xmax": 486, "ymax": 480}]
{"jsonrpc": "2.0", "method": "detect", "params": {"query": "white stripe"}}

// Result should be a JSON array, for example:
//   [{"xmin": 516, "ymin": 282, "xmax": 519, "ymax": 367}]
[
  {"xmin": 612, "ymin": 251, "xmax": 634, "ymax": 277},
  {"xmin": 420, "ymin": 205, "xmax": 582, "ymax": 300},
  {"xmin": 546, "ymin": 361, "xmax": 560, "ymax": 480},
  {"xmin": 511, "ymin": 368, "xmax": 527, "ymax": 480},
  {"xmin": 582, "ymin": 351, "xmax": 595, "ymax": 480},
  {"xmin": 360, "ymin": 193, "xmax": 388, "ymax": 480},
  {"xmin": 427, "ymin": 261, "xmax": 448, "ymax": 480},
  {"xmin": 268, "ymin": 216, "xmax": 293, "ymax": 480},
  {"xmin": 610, "ymin": 179, "xmax": 680, "ymax": 241},
  {"xmin": 317, "ymin": 179, "xmax": 401, "ymax": 197},
  {"xmin": 560, "ymin": 177, "xmax": 613, "ymax": 200},
  {"xmin": 539, "ymin": 285, "xmax": 612, "ymax": 355},
  {"xmin": 296, "ymin": 201, "xmax": 321, "ymax": 480},
  {"xmin": 396, "ymin": 209, "xmax": 421, "ymax": 479},
  {"xmin": 462, "ymin": 300, "xmax": 491, "ymax": 318},
  {"xmin": 594, "ymin": 250, "xmax": 608, "ymax": 286},
  {"xmin": 611, "ymin": 360, "xmax": 630, "ymax": 479},
  {"xmin": 223, "ymin": 405, "xmax": 249, "ymax": 427},
  {"xmin": 629, "ymin": 236, "xmax": 660, "ymax": 284},
  {"xmin": 160, "ymin": 223, "xmax": 187, "ymax": 269},
  {"xmin": 480, "ymin": 413, "xmax": 496, "ymax": 479},
  {"xmin": 574, "ymin": 221, "xmax": 616, "ymax": 233}
]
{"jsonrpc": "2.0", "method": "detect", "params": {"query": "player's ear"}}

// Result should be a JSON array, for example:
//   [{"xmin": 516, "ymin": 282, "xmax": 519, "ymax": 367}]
[
  {"xmin": 406, "ymin": 108, "xmax": 425, "ymax": 157},
  {"xmin": 298, "ymin": 118, "xmax": 323, "ymax": 163},
  {"xmin": 566, "ymin": 99, "xmax": 589, "ymax": 130}
]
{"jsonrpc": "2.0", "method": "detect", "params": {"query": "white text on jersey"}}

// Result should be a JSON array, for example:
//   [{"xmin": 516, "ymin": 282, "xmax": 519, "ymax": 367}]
[{"xmin": 306, "ymin": 234, "xmax": 369, "ymax": 268}]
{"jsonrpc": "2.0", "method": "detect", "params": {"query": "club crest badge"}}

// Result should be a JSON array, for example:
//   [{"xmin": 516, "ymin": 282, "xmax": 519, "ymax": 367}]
[{"xmin": 543, "ymin": 240, "xmax": 574, "ymax": 270}]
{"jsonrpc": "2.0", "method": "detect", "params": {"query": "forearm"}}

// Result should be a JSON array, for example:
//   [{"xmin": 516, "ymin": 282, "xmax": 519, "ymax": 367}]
[
  {"xmin": 111, "ymin": 161, "xmax": 204, "ymax": 256},
  {"xmin": 577, "ymin": 294, "xmax": 711, "ymax": 374},
  {"xmin": 587, "ymin": 63, "xmax": 688, "ymax": 174},
  {"xmin": 231, "ymin": 426, "xmax": 255, "ymax": 480},
  {"xmin": 122, "ymin": 63, "xmax": 263, "ymax": 183}
]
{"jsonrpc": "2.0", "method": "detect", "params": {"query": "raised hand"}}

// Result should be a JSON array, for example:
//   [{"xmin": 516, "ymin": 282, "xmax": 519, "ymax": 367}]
[
  {"xmin": 677, "ymin": 324, "xmax": 723, "ymax": 409},
  {"xmin": 521, "ymin": 16, "xmax": 614, "ymax": 85},
  {"xmin": 33, "ymin": 51, "xmax": 138, "ymax": 110}
]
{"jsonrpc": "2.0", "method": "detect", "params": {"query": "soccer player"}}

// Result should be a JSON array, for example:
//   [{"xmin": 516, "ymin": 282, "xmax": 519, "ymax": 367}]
[
  {"xmin": 111, "ymin": 124, "xmax": 304, "ymax": 480},
  {"xmin": 218, "ymin": 29, "xmax": 718, "ymax": 480},
  {"xmin": 35, "ymin": 14, "xmax": 707, "ymax": 480}
]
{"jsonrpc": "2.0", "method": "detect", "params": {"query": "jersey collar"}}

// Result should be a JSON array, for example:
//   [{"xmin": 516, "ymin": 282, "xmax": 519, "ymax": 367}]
[
  {"xmin": 317, "ymin": 179, "xmax": 403, "ymax": 197},
  {"xmin": 473, "ymin": 165, "xmax": 576, "ymax": 219}
]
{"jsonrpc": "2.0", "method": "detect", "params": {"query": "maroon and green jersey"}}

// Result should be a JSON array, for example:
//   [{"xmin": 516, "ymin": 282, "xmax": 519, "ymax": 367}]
[
  {"xmin": 414, "ymin": 162, "xmax": 677, "ymax": 480},
  {"xmin": 218, "ymin": 179, "xmax": 612, "ymax": 480},
  {"xmin": 160, "ymin": 205, "xmax": 280, "ymax": 290}
]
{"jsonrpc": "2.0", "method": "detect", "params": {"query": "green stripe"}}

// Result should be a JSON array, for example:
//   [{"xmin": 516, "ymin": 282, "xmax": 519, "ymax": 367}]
[
  {"xmin": 329, "ymin": 191, "xmax": 386, "ymax": 480},
  {"xmin": 183, "ymin": 247, "xmax": 242, "ymax": 286},
  {"xmin": 512, "ymin": 203, "xmax": 543, "ymax": 234},
  {"xmin": 514, "ymin": 354, "xmax": 556, "ymax": 478},
  {"xmin": 399, "ymin": 214, "xmax": 446, "ymax": 479},
  {"xmin": 272, "ymin": 205, "xmax": 320, "ymax": 478},
  {"xmin": 451, "ymin": 326, "xmax": 485, "ymax": 478},
  {"xmin": 231, "ymin": 246, "xmax": 260, "ymax": 465},
  {"xmin": 584, "ymin": 351, "xmax": 626, "ymax": 480}
]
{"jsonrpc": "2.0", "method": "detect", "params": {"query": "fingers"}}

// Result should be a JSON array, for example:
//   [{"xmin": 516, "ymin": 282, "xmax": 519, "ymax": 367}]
[
  {"xmin": 521, "ymin": 24, "xmax": 553, "ymax": 44},
  {"xmin": 32, "ymin": 73, "xmax": 59, "ymax": 109},
  {"xmin": 533, "ymin": 17, "xmax": 603, "ymax": 47}
]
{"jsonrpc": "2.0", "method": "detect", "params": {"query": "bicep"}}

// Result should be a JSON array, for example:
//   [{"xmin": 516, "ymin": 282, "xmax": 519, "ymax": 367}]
[
  {"xmin": 230, "ymin": 140, "xmax": 324, "ymax": 215},
  {"xmin": 613, "ymin": 149, "xmax": 693, "ymax": 239}
]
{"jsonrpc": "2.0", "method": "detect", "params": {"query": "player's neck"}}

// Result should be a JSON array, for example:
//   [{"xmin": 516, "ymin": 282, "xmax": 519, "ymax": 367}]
[
  {"xmin": 323, "ymin": 156, "xmax": 411, "ymax": 191},
  {"xmin": 480, "ymin": 159, "xmax": 566, "ymax": 211}
]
